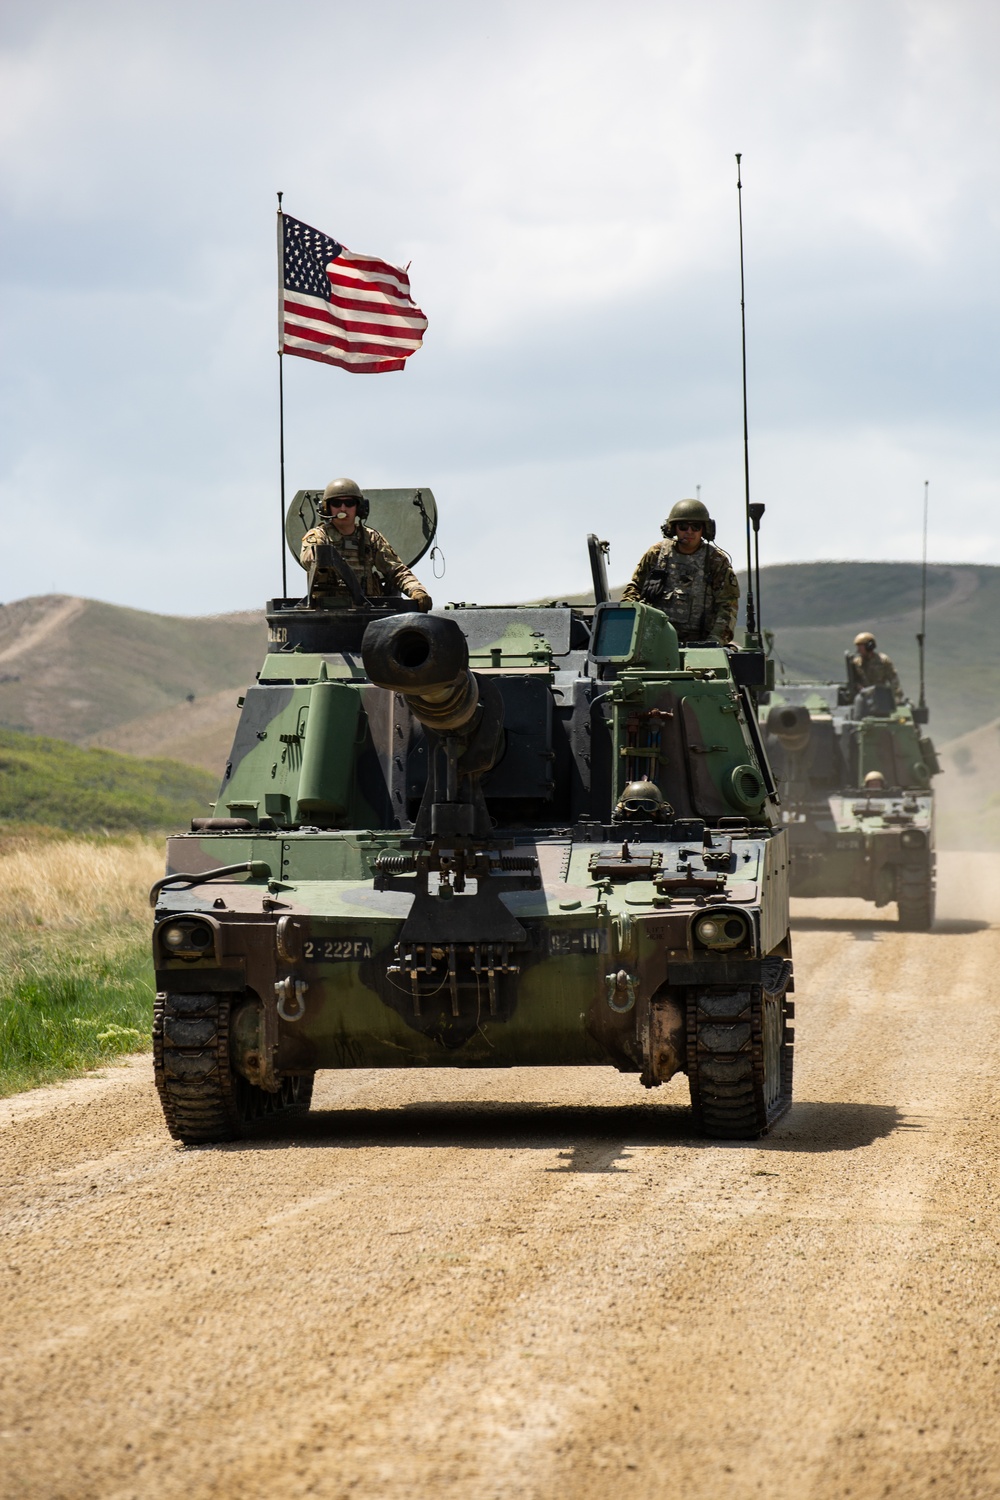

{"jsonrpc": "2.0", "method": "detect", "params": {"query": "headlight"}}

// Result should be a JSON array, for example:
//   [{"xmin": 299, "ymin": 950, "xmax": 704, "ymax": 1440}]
[
  {"xmin": 694, "ymin": 911, "xmax": 749, "ymax": 951},
  {"xmin": 158, "ymin": 919, "xmax": 214, "ymax": 956},
  {"xmin": 900, "ymin": 829, "xmax": 927, "ymax": 850}
]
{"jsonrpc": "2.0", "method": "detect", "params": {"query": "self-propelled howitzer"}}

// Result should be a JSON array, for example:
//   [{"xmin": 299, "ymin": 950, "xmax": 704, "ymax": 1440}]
[
  {"xmin": 152, "ymin": 527, "xmax": 794, "ymax": 1143},
  {"xmin": 761, "ymin": 670, "xmax": 940, "ymax": 929}
]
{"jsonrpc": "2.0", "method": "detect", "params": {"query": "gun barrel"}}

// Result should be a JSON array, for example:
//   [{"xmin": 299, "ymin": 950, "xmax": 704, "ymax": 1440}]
[
  {"xmin": 361, "ymin": 614, "xmax": 479, "ymax": 733},
  {"xmin": 765, "ymin": 703, "xmax": 811, "ymax": 753}
]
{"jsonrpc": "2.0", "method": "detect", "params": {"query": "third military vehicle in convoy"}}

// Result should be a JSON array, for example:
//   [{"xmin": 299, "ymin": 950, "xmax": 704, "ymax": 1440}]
[
  {"xmin": 761, "ymin": 664, "xmax": 940, "ymax": 930},
  {"xmin": 152, "ymin": 492, "xmax": 794, "ymax": 1145}
]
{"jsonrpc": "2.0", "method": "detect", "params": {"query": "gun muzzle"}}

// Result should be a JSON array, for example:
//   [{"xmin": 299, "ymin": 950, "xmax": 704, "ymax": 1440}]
[
  {"xmin": 765, "ymin": 703, "xmax": 811, "ymax": 753},
  {"xmin": 361, "ymin": 614, "xmax": 479, "ymax": 733}
]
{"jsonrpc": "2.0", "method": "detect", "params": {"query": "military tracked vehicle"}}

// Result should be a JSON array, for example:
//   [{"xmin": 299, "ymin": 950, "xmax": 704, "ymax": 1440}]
[
  {"xmin": 761, "ymin": 667, "xmax": 940, "ymax": 929},
  {"xmin": 152, "ymin": 493, "xmax": 794, "ymax": 1143}
]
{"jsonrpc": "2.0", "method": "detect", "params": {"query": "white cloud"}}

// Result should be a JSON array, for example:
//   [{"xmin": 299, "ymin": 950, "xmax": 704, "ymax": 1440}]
[{"xmin": 1, "ymin": 0, "xmax": 998, "ymax": 613}]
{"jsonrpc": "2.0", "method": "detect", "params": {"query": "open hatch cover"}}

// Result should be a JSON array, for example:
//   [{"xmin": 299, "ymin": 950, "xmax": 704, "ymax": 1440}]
[{"xmin": 285, "ymin": 487, "xmax": 438, "ymax": 571}]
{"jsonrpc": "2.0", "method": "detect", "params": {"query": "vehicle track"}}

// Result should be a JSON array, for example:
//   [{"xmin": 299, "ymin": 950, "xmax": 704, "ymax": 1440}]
[{"xmin": 1, "ymin": 853, "xmax": 998, "ymax": 1500}]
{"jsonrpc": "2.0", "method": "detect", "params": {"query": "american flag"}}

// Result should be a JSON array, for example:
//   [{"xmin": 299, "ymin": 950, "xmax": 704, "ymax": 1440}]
[{"xmin": 279, "ymin": 213, "xmax": 427, "ymax": 374}]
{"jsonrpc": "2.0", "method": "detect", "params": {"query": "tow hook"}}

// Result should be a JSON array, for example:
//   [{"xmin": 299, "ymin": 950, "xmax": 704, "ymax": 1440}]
[
  {"xmin": 275, "ymin": 976, "xmax": 308, "ymax": 1022},
  {"xmin": 606, "ymin": 969, "xmax": 637, "ymax": 1013}
]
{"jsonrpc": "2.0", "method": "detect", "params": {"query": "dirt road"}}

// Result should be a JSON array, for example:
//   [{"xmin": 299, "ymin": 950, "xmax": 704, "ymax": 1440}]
[{"xmin": 2, "ymin": 853, "xmax": 999, "ymax": 1499}]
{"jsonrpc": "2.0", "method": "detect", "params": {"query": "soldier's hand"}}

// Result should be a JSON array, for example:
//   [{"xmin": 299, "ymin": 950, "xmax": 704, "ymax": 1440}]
[{"xmin": 413, "ymin": 592, "xmax": 433, "ymax": 612}]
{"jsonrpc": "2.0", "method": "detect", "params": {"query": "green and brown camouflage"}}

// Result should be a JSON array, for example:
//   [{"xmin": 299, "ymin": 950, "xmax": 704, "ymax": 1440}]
[
  {"xmin": 761, "ymin": 671, "xmax": 940, "ymax": 930},
  {"xmin": 152, "ymin": 492, "xmax": 794, "ymax": 1144}
]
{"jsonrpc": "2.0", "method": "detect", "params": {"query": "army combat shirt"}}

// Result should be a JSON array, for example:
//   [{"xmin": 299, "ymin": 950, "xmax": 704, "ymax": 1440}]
[
  {"xmin": 299, "ymin": 521, "xmax": 426, "ymax": 602},
  {"xmin": 850, "ymin": 650, "xmax": 903, "ymax": 702},
  {"xmin": 621, "ymin": 538, "xmax": 740, "ymax": 643}
]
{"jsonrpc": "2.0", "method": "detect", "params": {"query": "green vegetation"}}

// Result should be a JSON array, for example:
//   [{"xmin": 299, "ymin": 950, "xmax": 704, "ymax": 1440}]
[
  {"xmin": 0, "ymin": 727, "xmax": 216, "ymax": 832},
  {"xmin": 0, "ymin": 925, "xmax": 153, "ymax": 1097},
  {"xmin": 0, "ymin": 834, "xmax": 162, "ymax": 1096}
]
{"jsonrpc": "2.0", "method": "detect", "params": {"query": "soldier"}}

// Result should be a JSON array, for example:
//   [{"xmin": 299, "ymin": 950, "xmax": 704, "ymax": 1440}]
[
  {"xmin": 850, "ymin": 632, "xmax": 903, "ymax": 702},
  {"xmin": 300, "ymin": 478, "xmax": 433, "ymax": 610},
  {"xmin": 621, "ymin": 498, "xmax": 739, "ymax": 644}
]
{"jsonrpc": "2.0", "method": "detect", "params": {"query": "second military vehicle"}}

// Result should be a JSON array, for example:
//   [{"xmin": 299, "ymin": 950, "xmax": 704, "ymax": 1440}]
[
  {"xmin": 761, "ymin": 667, "xmax": 940, "ymax": 930},
  {"xmin": 152, "ymin": 492, "xmax": 794, "ymax": 1144}
]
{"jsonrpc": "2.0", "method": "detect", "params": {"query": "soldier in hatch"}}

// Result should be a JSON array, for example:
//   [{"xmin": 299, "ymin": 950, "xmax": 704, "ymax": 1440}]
[
  {"xmin": 300, "ymin": 478, "xmax": 433, "ymax": 610},
  {"xmin": 621, "ymin": 498, "xmax": 739, "ymax": 644},
  {"xmin": 850, "ymin": 632, "xmax": 903, "ymax": 702}
]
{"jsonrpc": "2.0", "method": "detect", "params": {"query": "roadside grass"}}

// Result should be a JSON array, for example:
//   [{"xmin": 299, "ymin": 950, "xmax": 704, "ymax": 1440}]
[
  {"xmin": 0, "ymin": 833, "xmax": 163, "ymax": 1096},
  {"xmin": 0, "ymin": 727, "xmax": 216, "ymax": 831}
]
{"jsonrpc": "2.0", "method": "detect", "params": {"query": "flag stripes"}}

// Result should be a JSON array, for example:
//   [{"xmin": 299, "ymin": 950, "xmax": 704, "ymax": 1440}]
[{"xmin": 280, "ymin": 213, "xmax": 426, "ymax": 375}]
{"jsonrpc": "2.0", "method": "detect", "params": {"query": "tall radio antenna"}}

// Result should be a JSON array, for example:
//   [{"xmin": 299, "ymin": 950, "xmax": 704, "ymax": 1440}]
[
  {"xmin": 736, "ymin": 154, "xmax": 762, "ymax": 639},
  {"xmin": 917, "ymin": 479, "xmax": 929, "ymax": 718}
]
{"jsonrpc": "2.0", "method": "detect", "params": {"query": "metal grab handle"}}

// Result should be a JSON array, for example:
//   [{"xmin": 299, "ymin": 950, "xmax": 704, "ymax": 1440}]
[{"xmin": 149, "ymin": 860, "xmax": 271, "ymax": 907}]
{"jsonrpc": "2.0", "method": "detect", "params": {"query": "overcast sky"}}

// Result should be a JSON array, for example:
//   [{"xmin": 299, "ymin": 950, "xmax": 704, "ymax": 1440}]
[{"xmin": 2, "ymin": 0, "xmax": 998, "ymax": 615}]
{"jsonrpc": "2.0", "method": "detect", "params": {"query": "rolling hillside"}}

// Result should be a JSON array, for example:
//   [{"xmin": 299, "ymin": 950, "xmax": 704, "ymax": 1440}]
[
  {"xmin": 0, "ymin": 595, "xmax": 264, "ymax": 773},
  {"xmin": 0, "ymin": 728, "xmax": 216, "ymax": 833},
  {"xmin": 87, "ymin": 687, "xmax": 244, "ymax": 776}
]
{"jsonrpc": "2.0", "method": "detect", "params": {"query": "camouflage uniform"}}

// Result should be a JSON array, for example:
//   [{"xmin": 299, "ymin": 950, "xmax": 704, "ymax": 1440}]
[
  {"xmin": 299, "ymin": 521, "xmax": 429, "ymax": 605},
  {"xmin": 851, "ymin": 650, "xmax": 903, "ymax": 702},
  {"xmin": 621, "ymin": 538, "xmax": 740, "ymax": 643}
]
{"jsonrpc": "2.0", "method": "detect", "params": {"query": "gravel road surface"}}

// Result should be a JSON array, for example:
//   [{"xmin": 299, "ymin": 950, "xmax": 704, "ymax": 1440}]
[{"xmin": 2, "ymin": 852, "xmax": 998, "ymax": 1500}]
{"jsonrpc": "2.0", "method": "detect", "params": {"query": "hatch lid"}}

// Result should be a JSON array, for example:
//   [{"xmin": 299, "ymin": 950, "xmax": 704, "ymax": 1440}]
[{"xmin": 285, "ymin": 487, "xmax": 438, "ymax": 570}]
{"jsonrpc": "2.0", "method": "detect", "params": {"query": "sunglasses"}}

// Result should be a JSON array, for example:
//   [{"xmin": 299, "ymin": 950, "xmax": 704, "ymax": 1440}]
[{"xmin": 674, "ymin": 521, "xmax": 704, "ymax": 532}]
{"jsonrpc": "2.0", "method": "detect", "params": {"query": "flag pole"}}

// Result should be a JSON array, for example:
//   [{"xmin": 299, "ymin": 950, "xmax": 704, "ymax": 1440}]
[{"xmin": 277, "ymin": 191, "xmax": 288, "ymax": 599}]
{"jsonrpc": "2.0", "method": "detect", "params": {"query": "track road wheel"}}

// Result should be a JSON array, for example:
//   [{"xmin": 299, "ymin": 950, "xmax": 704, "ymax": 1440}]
[
  {"xmin": 153, "ymin": 992, "xmax": 314, "ymax": 1145},
  {"xmin": 897, "ymin": 863, "xmax": 935, "ymax": 932},
  {"xmin": 687, "ymin": 956, "xmax": 794, "ymax": 1140}
]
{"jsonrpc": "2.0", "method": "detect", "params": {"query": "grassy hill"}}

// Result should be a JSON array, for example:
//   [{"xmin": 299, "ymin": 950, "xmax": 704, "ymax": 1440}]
[
  {"xmin": 87, "ymin": 686, "xmax": 244, "ymax": 775},
  {"xmin": 0, "ymin": 728, "xmax": 217, "ymax": 833},
  {"xmin": 0, "ymin": 595, "xmax": 264, "ymax": 747}
]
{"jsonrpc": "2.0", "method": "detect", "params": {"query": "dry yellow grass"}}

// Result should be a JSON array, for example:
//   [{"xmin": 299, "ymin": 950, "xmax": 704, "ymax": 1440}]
[
  {"xmin": 0, "ymin": 835, "xmax": 163, "ymax": 931},
  {"xmin": 0, "ymin": 833, "xmax": 164, "ymax": 1094}
]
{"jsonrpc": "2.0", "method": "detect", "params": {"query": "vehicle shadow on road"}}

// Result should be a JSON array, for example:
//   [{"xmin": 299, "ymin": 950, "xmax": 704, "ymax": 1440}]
[
  {"xmin": 232, "ymin": 1098, "xmax": 907, "ymax": 1161},
  {"xmin": 792, "ymin": 916, "xmax": 988, "ymax": 936}
]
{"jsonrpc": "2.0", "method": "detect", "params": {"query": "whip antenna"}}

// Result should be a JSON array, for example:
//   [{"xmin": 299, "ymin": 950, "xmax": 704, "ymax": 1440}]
[
  {"xmin": 917, "ymin": 479, "xmax": 929, "ymax": 718},
  {"xmin": 736, "ymin": 154, "xmax": 758, "ymax": 638}
]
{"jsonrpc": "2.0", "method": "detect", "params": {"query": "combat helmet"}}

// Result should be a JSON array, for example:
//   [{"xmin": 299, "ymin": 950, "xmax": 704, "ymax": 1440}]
[
  {"xmin": 661, "ymin": 498, "xmax": 716, "ymax": 542},
  {"xmin": 854, "ymin": 631, "xmax": 876, "ymax": 650},
  {"xmin": 320, "ymin": 477, "xmax": 370, "ymax": 520},
  {"xmin": 614, "ymin": 779, "xmax": 674, "ymax": 822}
]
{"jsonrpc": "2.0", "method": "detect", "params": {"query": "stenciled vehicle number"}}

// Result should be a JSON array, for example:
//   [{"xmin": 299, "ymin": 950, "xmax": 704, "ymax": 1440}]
[{"xmin": 302, "ymin": 938, "xmax": 373, "ymax": 962}]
